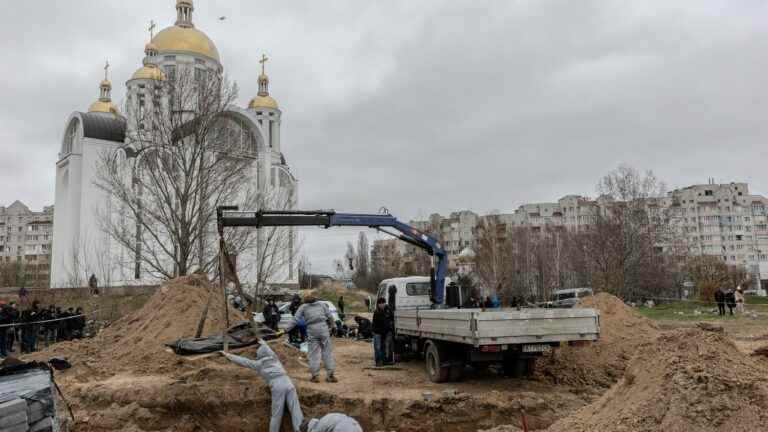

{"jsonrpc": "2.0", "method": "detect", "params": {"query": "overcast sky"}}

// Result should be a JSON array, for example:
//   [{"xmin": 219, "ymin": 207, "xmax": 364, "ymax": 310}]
[{"xmin": 1, "ymin": 1, "xmax": 767, "ymax": 273}]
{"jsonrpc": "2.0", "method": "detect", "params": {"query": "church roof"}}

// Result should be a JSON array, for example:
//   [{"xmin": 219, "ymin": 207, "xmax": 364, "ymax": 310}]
[{"xmin": 78, "ymin": 112, "xmax": 126, "ymax": 143}]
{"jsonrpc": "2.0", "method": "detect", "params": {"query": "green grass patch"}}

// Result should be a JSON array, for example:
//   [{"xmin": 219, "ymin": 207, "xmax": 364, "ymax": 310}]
[{"xmin": 637, "ymin": 298, "xmax": 768, "ymax": 322}]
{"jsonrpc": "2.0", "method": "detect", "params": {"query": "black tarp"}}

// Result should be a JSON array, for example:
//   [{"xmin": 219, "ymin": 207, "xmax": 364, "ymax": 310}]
[{"xmin": 165, "ymin": 321, "xmax": 274, "ymax": 355}]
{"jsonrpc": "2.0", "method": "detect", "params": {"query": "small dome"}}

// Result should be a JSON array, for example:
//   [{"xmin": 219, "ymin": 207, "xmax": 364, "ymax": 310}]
[
  {"xmin": 145, "ymin": 42, "xmax": 159, "ymax": 52},
  {"xmin": 152, "ymin": 25, "xmax": 220, "ymax": 61},
  {"xmin": 131, "ymin": 65, "xmax": 166, "ymax": 81},
  {"xmin": 177, "ymin": 0, "xmax": 193, "ymax": 5},
  {"xmin": 100, "ymin": 79, "xmax": 112, "ymax": 88},
  {"xmin": 88, "ymin": 100, "xmax": 120, "ymax": 115},
  {"xmin": 249, "ymin": 95, "xmax": 279, "ymax": 110}
]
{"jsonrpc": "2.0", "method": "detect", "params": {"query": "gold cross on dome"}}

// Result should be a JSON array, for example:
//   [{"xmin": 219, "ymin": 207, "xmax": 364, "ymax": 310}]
[
  {"xmin": 104, "ymin": 60, "xmax": 110, "ymax": 80},
  {"xmin": 148, "ymin": 20, "xmax": 157, "ymax": 39},
  {"xmin": 259, "ymin": 54, "xmax": 269, "ymax": 75}
]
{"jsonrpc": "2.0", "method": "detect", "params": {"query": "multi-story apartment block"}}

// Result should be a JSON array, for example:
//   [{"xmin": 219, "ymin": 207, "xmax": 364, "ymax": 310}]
[
  {"xmin": 372, "ymin": 182, "xmax": 768, "ymax": 291},
  {"xmin": 0, "ymin": 201, "xmax": 54, "ymax": 287},
  {"xmin": 663, "ymin": 181, "xmax": 768, "ymax": 289}
]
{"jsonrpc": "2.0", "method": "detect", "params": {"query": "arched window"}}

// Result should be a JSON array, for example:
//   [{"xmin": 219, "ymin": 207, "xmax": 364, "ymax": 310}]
[
  {"xmin": 62, "ymin": 118, "xmax": 79, "ymax": 156},
  {"xmin": 210, "ymin": 115, "xmax": 258, "ymax": 157}
]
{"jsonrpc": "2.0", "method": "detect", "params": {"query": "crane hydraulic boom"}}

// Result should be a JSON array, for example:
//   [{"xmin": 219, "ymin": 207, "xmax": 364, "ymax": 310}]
[{"xmin": 216, "ymin": 207, "xmax": 449, "ymax": 305}]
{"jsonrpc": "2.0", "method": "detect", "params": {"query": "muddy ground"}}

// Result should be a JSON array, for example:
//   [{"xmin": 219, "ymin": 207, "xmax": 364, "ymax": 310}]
[{"xmin": 20, "ymin": 281, "xmax": 768, "ymax": 431}]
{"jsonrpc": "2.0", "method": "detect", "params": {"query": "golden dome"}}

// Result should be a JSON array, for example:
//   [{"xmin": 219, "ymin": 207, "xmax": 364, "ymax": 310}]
[
  {"xmin": 100, "ymin": 79, "xmax": 112, "ymax": 88},
  {"xmin": 152, "ymin": 25, "xmax": 220, "ymax": 61},
  {"xmin": 177, "ymin": 0, "xmax": 193, "ymax": 5},
  {"xmin": 88, "ymin": 100, "xmax": 120, "ymax": 115},
  {"xmin": 248, "ymin": 95, "xmax": 279, "ymax": 110},
  {"xmin": 145, "ymin": 42, "xmax": 158, "ymax": 52},
  {"xmin": 131, "ymin": 65, "xmax": 166, "ymax": 81}
]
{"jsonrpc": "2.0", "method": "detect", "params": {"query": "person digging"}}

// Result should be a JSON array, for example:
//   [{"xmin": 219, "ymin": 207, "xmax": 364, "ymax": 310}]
[
  {"xmin": 220, "ymin": 340, "xmax": 304, "ymax": 432},
  {"xmin": 284, "ymin": 294, "xmax": 338, "ymax": 383}
]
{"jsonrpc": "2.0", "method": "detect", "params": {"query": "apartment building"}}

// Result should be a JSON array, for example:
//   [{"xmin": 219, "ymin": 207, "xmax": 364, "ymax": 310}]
[
  {"xmin": 663, "ymin": 182, "xmax": 768, "ymax": 289},
  {"xmin": 0, "ymin": 201, "xmax": 54, "ymax": 287}
]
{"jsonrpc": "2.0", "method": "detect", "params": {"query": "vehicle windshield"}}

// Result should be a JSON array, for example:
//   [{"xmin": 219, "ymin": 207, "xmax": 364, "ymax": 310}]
[
  {"xmin": 406, "ymin": 282, "xmax": 431, "ymax": 296},
  {"xmin": 557, "ymin": 292, "xmax": 576, "ymax": 300}
]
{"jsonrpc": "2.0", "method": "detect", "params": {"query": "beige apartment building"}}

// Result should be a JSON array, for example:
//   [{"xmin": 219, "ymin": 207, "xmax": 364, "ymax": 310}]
[
  {"xmin": 373, "ymin": 182, "xmax": 768, "ymax": 292},
  {"xmin": 0, "ymin": 201, "xmax": 54, "ymax": 287}
]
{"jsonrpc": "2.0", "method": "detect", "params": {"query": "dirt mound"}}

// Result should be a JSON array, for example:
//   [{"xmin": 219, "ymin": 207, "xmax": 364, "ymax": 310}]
[
  {"xmin": 537, "ymin": 293, "xmax": 660, "ymax": 389},
  {"xmin": 547, "ymin": 328, "xmax": 768, "ymax": 432},
  {"xmin": 29, "ymin": 275, "xmax": 244, "ymax": 377}
]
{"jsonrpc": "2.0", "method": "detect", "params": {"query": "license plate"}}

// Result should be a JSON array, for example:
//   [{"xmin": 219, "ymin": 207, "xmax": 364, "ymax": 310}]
[{"xmin": 522, "ymin": 344, "xmax": 551, "ymax": 353}]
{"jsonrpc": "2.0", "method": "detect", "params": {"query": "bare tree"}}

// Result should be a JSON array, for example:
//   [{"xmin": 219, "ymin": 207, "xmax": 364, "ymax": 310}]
[
  {"xmin": 248, "ymin": 187, "xmax": 300, "ymax": 299},
  {"xmin": 370, "ymin": 239, "xmax": 404, "ymax": 290},
  {"xmin": 474, "ymin": 215, "xmax": 513, "ymax": 299},
  {"xmin": 686, "ymin": 255, "xmax": 751, "ymax": 300},
  {"xmin": 580, "ymin": 164, "xmax": 677, "ymax": 299},
  {"xmin": 95, "ymin": 66, "xmax": 260, "ymax": 281}
]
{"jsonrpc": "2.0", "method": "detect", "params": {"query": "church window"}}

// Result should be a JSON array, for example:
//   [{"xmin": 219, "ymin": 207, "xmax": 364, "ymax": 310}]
[
  {"xmin": 164, "ymin": 55, "xmax": 176, "ymax": 61},
  {"xmin": 63, "ymin": 118, "xmax": 78, "ymax": 155},
  {"xmin": 165, "ymin": 65, "xmax": 177, "ymax": 80},
  {"xmin": 195, "ymin": 68, "xmax": 208, "ymax": 83},
  {"xmin": 195, "ymin": 59, "xmax": 204, "ymax": 65}
]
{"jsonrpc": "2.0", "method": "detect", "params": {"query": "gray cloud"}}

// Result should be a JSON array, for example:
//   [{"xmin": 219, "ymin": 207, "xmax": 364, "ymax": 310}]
[{"xmin": 1, "ymin": 1, "xmax": 766, "ymax": 273}]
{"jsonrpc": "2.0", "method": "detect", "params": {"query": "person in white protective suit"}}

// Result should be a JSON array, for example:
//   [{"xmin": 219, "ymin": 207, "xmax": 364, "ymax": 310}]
[
  {"xmin": 302, "ymin": 413, "xmax": 363, "ymax": 432},
  {"xmin": 221, "ymin": 342, "xmax": 303, "ymax": 432},
  {"xmin": 284, "ymin": 295, "xmax": 337, "ymax": 383}
]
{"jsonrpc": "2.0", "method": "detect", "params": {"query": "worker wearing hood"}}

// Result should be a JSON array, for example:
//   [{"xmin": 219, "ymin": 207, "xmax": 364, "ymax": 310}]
[
  {"xmin": 285, "ymin": 295, "xmax": 337, "ymax": 382},
  {"xmin": 302, "ymin": 413, "xmax": 363, "ymax": 432},
  {"xmin": 222, "ymin": 342, "xmax": 303, "ymax": 432}
]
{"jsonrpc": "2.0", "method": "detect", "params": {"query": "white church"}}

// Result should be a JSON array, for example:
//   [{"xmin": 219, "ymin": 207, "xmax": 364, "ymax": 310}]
[{"xmin": 51, "ymin": 0, "xmax": 298, "ymax": 289}]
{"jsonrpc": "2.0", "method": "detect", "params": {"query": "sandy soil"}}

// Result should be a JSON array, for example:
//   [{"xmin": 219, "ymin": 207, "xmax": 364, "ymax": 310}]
[
  {"xmin": 24, "ymin": 281, "xmax": 767, "ymax": 432},
  {"xmin": 23, "ymin": 277, "xmax": 591, "ymax": 432}
]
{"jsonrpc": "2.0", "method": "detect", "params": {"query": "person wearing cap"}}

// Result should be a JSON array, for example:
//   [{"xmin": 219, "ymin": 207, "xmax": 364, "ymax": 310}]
[
  {"xmin": 301, "ymin": 413, "xmax": 363, "ymax": 432},
  {"xmin": 285, "ymin": 295, "xmax": 337, "ymax": 383},
  {"xmin": 220, "ymin": 342, "xmax": 304, "ymax": 432}
]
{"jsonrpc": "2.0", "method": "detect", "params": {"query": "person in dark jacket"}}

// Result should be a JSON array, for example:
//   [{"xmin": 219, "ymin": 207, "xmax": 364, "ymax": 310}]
[
  {"xmin": 725, "ymin": 289, "xmax": 737, "ymax": 315},
  {"xmin": 21, "ymin": 301, "xmax": 42, "ymax": 353},
  {"xmin": 714, "ymin": 288, "xmax": 726, "ymax": 316},
  {"xmin": 6, "ymin": 302, "xmax": 19, "ymax": 353},
  {"xmin": 337, "ymin": 296, "xmax": 345, "ymax": 317},
  {"xmin": 73, "ymin": 307, "xmax": 86, "ymax": 338},
  {"xmin": 0, "ymin": 302, "xmax": 10, "ymax": 357},
  {"xmin": 288, "ymin": 295, "xmax": 304, "ymax": 344},
  {"xmin": 263, "ymin": 300, "xmax": 281, "ymax": 331},
  {"xmin": 371, "ymin": 298, "xmax": 393, "ymax": 366}
]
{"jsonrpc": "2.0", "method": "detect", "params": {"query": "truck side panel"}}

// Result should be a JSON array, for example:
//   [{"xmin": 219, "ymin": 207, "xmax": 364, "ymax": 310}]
[{"xmin": 395, "ymin": 308, "xmax": 600, "ymax": 347}]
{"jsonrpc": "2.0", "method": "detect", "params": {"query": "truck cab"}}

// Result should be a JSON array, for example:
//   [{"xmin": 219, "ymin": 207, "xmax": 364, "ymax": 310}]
[
  {"xmin": 376, "ymin": 276, "xmax": 462, "ymax": 310},
  {"xmin": 376, "ymin": 276, "xmax": 433, "ymax": 310}
]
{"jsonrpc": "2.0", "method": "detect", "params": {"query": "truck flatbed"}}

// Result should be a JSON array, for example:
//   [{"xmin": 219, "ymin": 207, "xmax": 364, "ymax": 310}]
[{"xmin": 396, "ymin": 307, "xmax": 600, "ymax": 347}]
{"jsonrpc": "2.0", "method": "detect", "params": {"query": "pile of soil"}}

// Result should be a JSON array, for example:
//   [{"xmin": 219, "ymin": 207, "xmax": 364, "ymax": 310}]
[
  {"xmin": 547, "ymin": 328, "xmax": 768, "ymax": 432},
  {"xmin": 537, "ymin": 293, "xmax": 660, "ymax": 389},
  {"xmin": 29, "ymin": 275, "xmax": 243, "ymax": 378}
]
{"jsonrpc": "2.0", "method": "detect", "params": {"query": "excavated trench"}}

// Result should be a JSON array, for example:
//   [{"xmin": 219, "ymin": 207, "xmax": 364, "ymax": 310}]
[{"xmin": 63, "ymin": 375, "xmax": 576, "ymax": 432}]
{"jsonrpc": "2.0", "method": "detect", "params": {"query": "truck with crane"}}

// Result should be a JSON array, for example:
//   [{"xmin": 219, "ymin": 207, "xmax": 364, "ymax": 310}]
[{"xmin": 217, "ymin": 207, "xmax": 600, "ymax": 383}]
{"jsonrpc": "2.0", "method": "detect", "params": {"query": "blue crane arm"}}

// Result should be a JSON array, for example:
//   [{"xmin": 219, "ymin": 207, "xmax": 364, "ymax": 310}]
[{"xmin": 217, "ymin": 207, "xmax": 448, "ymax": 305}]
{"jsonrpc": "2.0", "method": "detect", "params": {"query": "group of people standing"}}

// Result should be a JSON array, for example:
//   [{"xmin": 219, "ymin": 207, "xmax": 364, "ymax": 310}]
[
  {"xmin": 714, "ymin": 286, "xmax": 746, "ymax": 316},
  {"xmin": 0, "ymin": 300, "xmax": 86, "ymax": 357}
]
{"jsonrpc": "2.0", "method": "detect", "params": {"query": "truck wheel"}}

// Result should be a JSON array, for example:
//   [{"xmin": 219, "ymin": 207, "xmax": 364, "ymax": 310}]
[
  {"xmin": 425, "ymin": 341, "xmax": 450, "ymax": 383},
  {"xmin": 449, "ymin": 365, "xmax": 464, "ymax": 382},
  {"xmin": 524, "ymin": 358, "xmax": 536, "ymax": 377}
]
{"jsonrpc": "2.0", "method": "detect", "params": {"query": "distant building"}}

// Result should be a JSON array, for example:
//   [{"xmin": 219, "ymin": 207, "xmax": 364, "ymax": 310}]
[
  {"xmin": 663, "ymin": 181, "xmax": 768, "ymax": 291},
  {"xmin": 0, "ymin": 201, "xmax": 54, "ymax": 287},
  {"xmin": 373, "ymin": 181, "xmax": 768, "ymax": 293}
]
